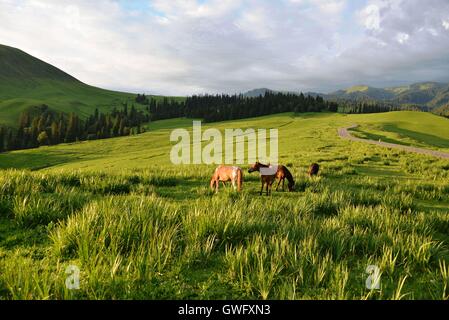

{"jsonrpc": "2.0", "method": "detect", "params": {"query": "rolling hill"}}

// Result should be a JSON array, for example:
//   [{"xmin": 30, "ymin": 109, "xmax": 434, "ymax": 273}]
[
  {"xmin": 327, "ymin": 85, "xmax": 395, "ymax": 101},
  {"xmin": 0, "ymin": 44, "xmax": 159, "ymax": 127},
  {"xmin": 326, "ymin": 82, "xmax": 449, "ymax": 108}
]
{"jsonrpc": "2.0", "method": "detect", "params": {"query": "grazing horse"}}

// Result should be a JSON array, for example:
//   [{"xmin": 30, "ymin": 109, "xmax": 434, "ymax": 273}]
[
  {"xmin": 210, "ymin": 165, "xmax": 243, "ymax": 193},
  {"xmin": 308, "ymin": 163, "xmax": 320, "ymax": 177},
  {"xmin": 248, "ymin": 162, "xmax": 278, "ymax": 196},
  {"xmin": 275, "ymin": 165, "xmax": 295, "ymax": 192}
]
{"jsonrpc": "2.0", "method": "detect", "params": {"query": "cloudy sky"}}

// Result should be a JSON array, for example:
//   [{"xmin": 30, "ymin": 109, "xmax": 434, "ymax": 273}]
[{"xmin": 1, "ymin": 0, "xmax": 449, "ymax": 95}]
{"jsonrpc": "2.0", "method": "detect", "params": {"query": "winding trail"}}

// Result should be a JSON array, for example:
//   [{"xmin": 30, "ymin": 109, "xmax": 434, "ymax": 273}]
[{"xmin": 338, "ymin": 125, "xmax": 449, "ymax": 159}]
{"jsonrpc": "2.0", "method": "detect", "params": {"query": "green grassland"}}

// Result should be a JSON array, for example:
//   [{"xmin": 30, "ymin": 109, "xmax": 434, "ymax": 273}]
[
  {"xmin": 0, "ymin": 111, "xmax": 449, "ymax": 300},
  {"xmin": 350, "ymin": 112, "xmax": 449, "ymax": 151}
]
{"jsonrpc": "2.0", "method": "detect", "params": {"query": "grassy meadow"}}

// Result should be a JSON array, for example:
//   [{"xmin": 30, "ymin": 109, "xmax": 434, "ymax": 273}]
[
  {"xmin": 0, "ymin": 111, "xmax": 449, "ymax": 300},
  {"xmin": 350, "ymin": 111, "xmax": 449, "ymax": 151}
]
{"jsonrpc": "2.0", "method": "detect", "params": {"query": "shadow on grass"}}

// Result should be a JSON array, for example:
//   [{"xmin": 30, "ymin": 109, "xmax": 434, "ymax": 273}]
[
  {"xmin": 0, "ymin": 151, "xmax": 82, "ymax": 171},
  {"xmin": 383, "ymin": 124, "xmax": 449, "ymax": 149},
  {"xmin": 352, "ymin": 124, "xmax": 449, "ymax": 149}
]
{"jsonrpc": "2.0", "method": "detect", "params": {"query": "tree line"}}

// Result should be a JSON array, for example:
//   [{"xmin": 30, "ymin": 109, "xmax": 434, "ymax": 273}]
[
  {"xmin": 336, "ymin": 100, "xmax": 422, "ymax": 114},
  {"xmin": 0, "ymin": 104, "xmax": 149, "ymax": 153},
  {"xmin": 142, "ymin": 91, "xmax": 410, "ymax": 123},
  {"xmin": 434, "ymin": 104, "xmax": 449, "ymax": 118},
  {"xmin": 145, "ymin": 92, "xmax": 339, "ymax": 123}
]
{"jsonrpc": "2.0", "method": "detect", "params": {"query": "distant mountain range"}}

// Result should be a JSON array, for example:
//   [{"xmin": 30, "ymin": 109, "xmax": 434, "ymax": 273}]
[
  {"xmin": 327, "ymin": 82, "xmax": 449, "ymax": 109},
  {"xmin": 244, "ymin": 82, "xmax": 449, "ymax": 111}
]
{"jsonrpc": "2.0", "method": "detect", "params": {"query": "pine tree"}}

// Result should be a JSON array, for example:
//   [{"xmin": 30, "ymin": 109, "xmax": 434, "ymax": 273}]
[
  {"xmin": 37, "ymin": 131, "xmax": 49, "ymax": 146},
  {"xmin": 5, "ymin": 129, "xmax": 15, "ymax": 151},
  {"xmin": 19, "ymin": 111, "xmax": 31, "ymax": 128},
  {"xmin": 119, "ymin": 118, "xmax": 126, "ymax": 136},
  {"xmin": 0, "ymin": 127, "xmax": 4, "ymax": 153},
  {"xmin": 65, "ymin": 113, "xmax": 79, "ymax": 142},
  {"xmin": 51, "ymin": 121, "xmax": 59, "ymax": 145},
  {"xmin": 112, "ymin": 117, "xmax": 120, "ymax": 137},
  {"xmin": 38, "ymin": 115, "xmax": 46, "ymax": 133}
]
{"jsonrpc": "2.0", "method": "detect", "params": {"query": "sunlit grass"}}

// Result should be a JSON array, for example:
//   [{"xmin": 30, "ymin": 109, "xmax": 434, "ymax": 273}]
[{"xmin": 0, "ymin": 112, "xmax": 448, "ymax": 300}]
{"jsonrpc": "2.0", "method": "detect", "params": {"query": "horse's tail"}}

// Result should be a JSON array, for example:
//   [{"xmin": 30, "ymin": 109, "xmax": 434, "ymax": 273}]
[
  {"xmin": 237, "ymin": 168, "xmax": 243, "ymax": 192},
  {"xmin": 284, "ymin": 167, "xmax": 295, "ymax": 191}
]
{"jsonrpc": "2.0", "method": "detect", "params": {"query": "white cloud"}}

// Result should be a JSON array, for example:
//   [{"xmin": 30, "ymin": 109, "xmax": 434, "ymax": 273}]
[
  {"xmin": 358, "ymin": 4, "xmax": 382, "ymax": 31},
  {"xmin": 396, "ymin": 32, "xmax": 410, "ymax": 44},
  {"xmin": 313, "ymin": 0, "xmax": 346, "ymax": 15},
  {"xmin": 427, "ymin": 28, "xmax": 438, "ymax": 36},
  {"xmin": 0, "ymin": 0, "xmax": 448, "ymax": 95},
  {"xmin": 443, "ymin": 19, "xmax": 449, "ymax": 30}
]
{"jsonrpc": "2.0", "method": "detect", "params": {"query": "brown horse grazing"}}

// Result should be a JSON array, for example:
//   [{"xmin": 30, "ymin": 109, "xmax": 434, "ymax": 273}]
[
  {"xmin": 308, "ymin": 163, "xmax": 320, "ymax": 177},
  {"xmin": 275, "ymin": 165, "xmax": 295, "ymax": 192},
  {"xmin": 248, "ymin": 162, "xmax": 278, "ymax": 196},
  {"xmin": 210, "ymin": 165, "xmax": 243, "ymax": 193}
]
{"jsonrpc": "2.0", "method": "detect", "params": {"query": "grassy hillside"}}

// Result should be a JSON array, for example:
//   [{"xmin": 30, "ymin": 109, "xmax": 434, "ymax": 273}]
[
  {"xmin": 0, "ymin": 111, "xmax": 449, "ymax": 300},
  {"xmin": 0, "ymin": 44, "xmax": 178, "ymax": 127},
  {"xmin": 350, "ymin": 111, "xmax": 449, "ymax": 151}
]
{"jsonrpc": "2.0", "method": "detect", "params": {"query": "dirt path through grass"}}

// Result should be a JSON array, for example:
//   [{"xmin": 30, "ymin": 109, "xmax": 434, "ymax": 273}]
[{"xmin": 339, "ymin": 125, "xmax": 449, "ymax": 159}]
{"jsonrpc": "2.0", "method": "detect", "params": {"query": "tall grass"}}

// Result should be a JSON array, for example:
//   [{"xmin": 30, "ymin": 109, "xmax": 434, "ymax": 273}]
[{"xmin": 0, "ymin": 162, "xmax": 448, "ymax": 300}]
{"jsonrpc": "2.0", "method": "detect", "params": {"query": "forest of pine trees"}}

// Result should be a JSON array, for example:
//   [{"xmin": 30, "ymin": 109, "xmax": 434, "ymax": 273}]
[
  {"xmin": 143, "ymin": 91, "xmax": 407, "ymax": 123},
  {"xmin": 334, "ymin": 100, "xmax": 422, "ymax": 114},
  {"xmin": 0, "ymin": 104, "xmax": 149, "ymax": 153},
  {"xmin": 146, "ymin": 92, "xmax": 339, "ymax": 123}
]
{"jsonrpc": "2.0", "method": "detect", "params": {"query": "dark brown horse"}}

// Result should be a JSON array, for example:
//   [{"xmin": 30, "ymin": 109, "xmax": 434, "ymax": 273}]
[
  {"xmin": 308, "ymin": 163, "xmax": 320, "ymax": 177},
  {"xmin": 275, "ymin": 165, "xmax": 295, "ymax": 192},
  {"xmin": 248, "ymin": 162, "xmax": 276, "ymax": 196},
  {"xmin": 249, "ymin": 163, "xmax": 295, "ymax": 194}
]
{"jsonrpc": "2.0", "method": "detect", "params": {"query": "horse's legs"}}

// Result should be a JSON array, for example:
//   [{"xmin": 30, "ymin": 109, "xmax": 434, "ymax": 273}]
[
  {"xmin": 237, "ymin": 171, "xmax": 242, "ymax": 192},
  {"xmin": 260, "ymin": 181, "xmax": 264, "ymax": 196},
  {"xmin": 276, "ymin": 179, "xmax": 281, "ymax": 191},
  {"xmin": 282, "ymin": 179, "xmax": 285, "ymax": 191}
]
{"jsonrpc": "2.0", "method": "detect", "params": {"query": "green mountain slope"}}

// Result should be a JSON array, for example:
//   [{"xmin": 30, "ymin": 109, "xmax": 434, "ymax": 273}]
[
  {"xmin": 247, "ymin": 82, "xmax": 449, "ymax": 109},
  {"xmin": 328, "ymin": 85, "xmax": 395, "ymax": 101},
  {"xmin": 0, "ymin": 44, "xmax": 147, "ymax": 127}
]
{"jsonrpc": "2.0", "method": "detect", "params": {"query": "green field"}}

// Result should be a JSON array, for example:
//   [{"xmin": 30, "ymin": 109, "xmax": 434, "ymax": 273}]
[
  {"xmin": 1, "ymin": 111, "xmax": 449, "ymax": 300},
  {"xmin": 350, "ymin": 112, "xmax": 449, "ymax": 151}
]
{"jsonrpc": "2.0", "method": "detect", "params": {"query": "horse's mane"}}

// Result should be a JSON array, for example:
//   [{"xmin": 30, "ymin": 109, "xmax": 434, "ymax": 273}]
[
  {"xmin": 283, "ymin": 166, "xmax": 295, "ymax": 187},
  {"xmin": 258, "ymin": 162, "xmax": 270, "ymax": 168}
]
